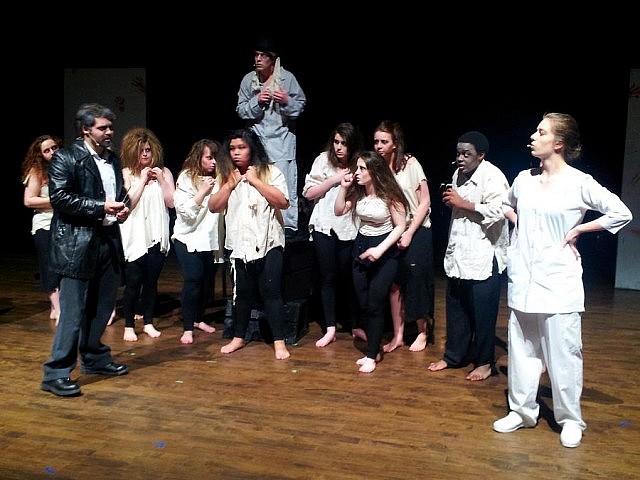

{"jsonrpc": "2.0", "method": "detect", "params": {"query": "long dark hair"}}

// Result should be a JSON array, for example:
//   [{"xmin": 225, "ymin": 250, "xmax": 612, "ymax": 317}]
[
  {"xmin": 345, "ymin": 150, "xmax": 409, "ymax": 224},
  {"xmin": 218, "ymin": 129, "xmax": 271, "ymax": 185},
  {"xmin": 374, "ymin": 120, "xmax": 409, "ymax": 174},
  {"xmin": 326, "ymin": 122, "xmax": 364, "ymax": 170}
]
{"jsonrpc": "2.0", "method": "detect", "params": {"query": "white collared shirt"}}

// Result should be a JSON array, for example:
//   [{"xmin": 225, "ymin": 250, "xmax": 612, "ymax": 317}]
[
  {"xmin": 443, "ymin": 160, "xmax": 510, "ymax": 281},
  {"xmin": 86, "ymin": 141, "xmax": 117, "ymax": 225}
]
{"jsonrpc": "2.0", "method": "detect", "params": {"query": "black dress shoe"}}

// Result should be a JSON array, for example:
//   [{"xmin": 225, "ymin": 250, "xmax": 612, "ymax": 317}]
[
  {"xmin": 41, "ymin": 377, "xmax": 82, "ymax": 397},
  {"xmin": 81, "ymin": 362, "xmax": 129, "ymax": 376}
]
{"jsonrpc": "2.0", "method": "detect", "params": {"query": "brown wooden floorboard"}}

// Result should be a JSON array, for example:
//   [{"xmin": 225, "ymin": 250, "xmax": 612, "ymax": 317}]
[{"xmin": 0, "ymin": 252, "xmax": 638, "ymax": 480}]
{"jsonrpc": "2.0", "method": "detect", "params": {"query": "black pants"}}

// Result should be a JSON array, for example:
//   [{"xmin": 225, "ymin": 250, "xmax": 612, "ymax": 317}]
[
  {"xmin": 122, "ymin": 243, "xmax": 167, "ymax": 327},
  {"xmin": 232, "ymin": 247, "xmax": 285, "ymax": 341},
  {"xmin": 351, "ymin": 233, "xmax": 398, "ymax": 359},
  {"xmin": 443, "ymin": 256, "xmax": 502, "ymax": 369},
  {"xmin": 311, "ymin": 230, "xmax": 357, "ymax": 330},
  {"xmin": 173, "ymin": 240, "xmax": 218, "ymax": 331}
]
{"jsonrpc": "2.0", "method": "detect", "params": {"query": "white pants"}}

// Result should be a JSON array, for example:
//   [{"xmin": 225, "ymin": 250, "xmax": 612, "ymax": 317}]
[{"xmin": 507, "ymin": 310, "xmax": 586, "ymax": 431}]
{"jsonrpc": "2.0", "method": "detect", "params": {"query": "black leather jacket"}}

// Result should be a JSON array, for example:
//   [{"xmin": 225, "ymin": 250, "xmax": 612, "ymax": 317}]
[{"xmin": 48, "ymin": 138, "xmax": 127, "ymax": 279}]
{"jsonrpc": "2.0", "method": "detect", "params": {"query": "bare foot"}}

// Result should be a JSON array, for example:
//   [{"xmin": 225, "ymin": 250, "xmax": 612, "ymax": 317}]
[
  {"xmin": 221, "ymin": 337, "xmax": 245, "ymax": 354},
  {"xmin": 49, "ymin": 309, "xmax": 59, "ymax": 322},
  {"xmin": 123, "ymin": 327, "xmax": 138, "ymax": 342},
  {"xmin": 143, "ymin": 324, "xmax": 162, "ymax": 338},
  {"xmin": 195, "ymin": 321, "xmax": 216, "ymax": 333},
  {"xmin": 466, "ymin": 364, "xmax": 492, "ymax": 381},
  {"xmin": 352, "ymin": 328, "xmax": 367, "ymax": 342},
  {"xmin": 274, "ymin": 340, "xmax": 290, "ymax": 360},
  {"xmin": 409, "ymin": 332, "xmax": 428, "ymax": 352},
  {"xmin": 180, "ymin": 331, "xmax": 194, "ymax": 345},
  {"xmin": 357, "ymin": 357, "xmax": 377, "ymax": 373},
  {"xmin": 356, "ymin": 353, "xmax": 382, "ymax": 365},
  {"xmin": 316, "ymin": 327, "xmax": 336, "ymax": 348},
  {"xmin": 383, "ymin": 337, "xmax": 404, "ymax": 353},
  {"xmin": 427, "ymin": 359, "xmax": 448, "ymax": 372}
]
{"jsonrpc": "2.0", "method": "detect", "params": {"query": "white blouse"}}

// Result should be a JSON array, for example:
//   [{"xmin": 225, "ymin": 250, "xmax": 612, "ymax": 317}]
[
  {"xmin": 120, "ymin": 174, "xmax": 171, "ymax": 262},
  {"xmin": 26, "ymin": 179, "xmax": 53, "ymax": 235},
  {"xmin": 356, "ymin": 196, "xmax": 393, "ymax": 237},
  {"xmin": 505, "ymin": 165, "xmax": 632, "ymax": 313},
  {"xmin": 394, "ymin": 157, "xmax": 431, "ymax": 229},
  {"xmin": 217, "ymin": 164, "xmax": 287, "ymax": 263},
  {"xmin": 303, "ymin": 151, "xmax": 358, "ymax": 241},
  {"xmin": 172, "ymin": 170, "xmax": 223, "ymax": 258}
]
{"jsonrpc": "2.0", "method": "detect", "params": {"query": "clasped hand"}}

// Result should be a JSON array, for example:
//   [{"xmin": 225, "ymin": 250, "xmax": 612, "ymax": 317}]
[
  {"xmin": 105, "ymin": 200, "xmax": 130, "ymax": 223},
  {"xmin": 259, "ymin": 87, "xmax": 289, "ymax": 106}
]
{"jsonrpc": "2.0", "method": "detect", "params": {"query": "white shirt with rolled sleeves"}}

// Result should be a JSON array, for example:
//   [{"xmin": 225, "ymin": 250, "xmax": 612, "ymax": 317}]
[
  {"xmin": 504, "ymin": 166, "xmax": 632, "ymax": 313},
  {"xmin": 172, "ymin": 171, "xmax": 223, "ymax": 258},
  {"xmin": 303, "ymin": 151, "xmax": 359, "ymax": 241},
  {"xmin": 216, "ymin": 164, "xmax": 288, "ymax": 263},
  {"xmin": 443, "ymin": 160, "xmax": 511, "ymax": 281}
]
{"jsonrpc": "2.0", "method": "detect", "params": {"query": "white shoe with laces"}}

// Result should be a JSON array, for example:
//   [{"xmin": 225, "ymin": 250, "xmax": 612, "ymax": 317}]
[{"xmin": 560, "ymin": 423, "xmax": 583, "ymax": 448}]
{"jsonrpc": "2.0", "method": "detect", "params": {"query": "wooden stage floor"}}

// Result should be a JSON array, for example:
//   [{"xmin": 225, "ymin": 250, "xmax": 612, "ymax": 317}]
[{"xmin": 0, "ymin": 252, "xmax": 638, "ymax": 479}]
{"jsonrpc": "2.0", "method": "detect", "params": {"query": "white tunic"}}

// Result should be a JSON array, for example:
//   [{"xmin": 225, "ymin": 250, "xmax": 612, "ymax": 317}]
[
  {"xmin": 120, "ymin": 175, "xmax": 171, "ymax": 262},
  {"xmin": 218, "ymin": 164, "xmax": 287, "ymax": 263},
  {"xmin": 172, "ymin": 170, "xmax": 223, "ymax": 258},
  {"xmin": 505, "ymin": 166, "xmax": 632, "ymax": 313},
  {"xmin": 303, "ymin": 151, "xmax": 358, "ymax": 241}
]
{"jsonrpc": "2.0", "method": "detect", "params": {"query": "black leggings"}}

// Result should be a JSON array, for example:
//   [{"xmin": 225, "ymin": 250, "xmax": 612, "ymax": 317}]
[
  {"xmin": 232, "ymin": 247, "xmax": 286, "ymax": 341},
  {"xmin": 351, "ymin": 233, "xmax": 398, "ymax": 359},
  {"xmin": 311, "ymin": 230, "xmax": 357, "ymax": 330},
  {"xmin": 122, "ymin": 243, "xmax": 167, "ymax": 327}
]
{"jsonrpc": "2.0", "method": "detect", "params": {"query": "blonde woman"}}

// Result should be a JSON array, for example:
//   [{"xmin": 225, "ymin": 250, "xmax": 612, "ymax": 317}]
[{"xmin": 119, "ymin": 128, "xmax": 174, "ymax": 341}]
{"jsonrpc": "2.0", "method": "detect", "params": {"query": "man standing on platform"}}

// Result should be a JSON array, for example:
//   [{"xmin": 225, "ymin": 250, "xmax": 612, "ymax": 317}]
[{"xmin": 236, "ymin": 37, "xmax": 307, "ymax": 240}]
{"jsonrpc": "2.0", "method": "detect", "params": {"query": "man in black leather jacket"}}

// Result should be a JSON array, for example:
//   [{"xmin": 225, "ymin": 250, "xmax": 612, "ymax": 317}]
[{"xmin": 41, "ymin": 103, "xmax": 131, "ymax": 397}]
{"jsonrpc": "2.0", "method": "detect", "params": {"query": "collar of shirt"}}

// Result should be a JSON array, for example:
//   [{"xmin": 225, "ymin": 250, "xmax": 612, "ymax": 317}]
[{"xmin": 85, "ymin": 141, "xmax": 110, "ymax": 162}]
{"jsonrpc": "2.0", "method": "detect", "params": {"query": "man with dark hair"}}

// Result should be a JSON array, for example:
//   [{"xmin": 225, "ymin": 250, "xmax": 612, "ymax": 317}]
[
  {"xmin": 41, "ymin": 102, "xmax": 130, "ymax": 397},
  {"xmin": 428, "ymin": 131, "xmax": 513, "ymax": 381},
  {"xmin": 236, "ymin": 37, "xmax": 306, "ymax": 240}
]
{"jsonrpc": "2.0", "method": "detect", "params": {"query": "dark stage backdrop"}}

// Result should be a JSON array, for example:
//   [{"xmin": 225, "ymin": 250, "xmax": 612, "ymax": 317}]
[{"xmin": 8, "ymin": 33, "xmax": 635, "ymax": 285}]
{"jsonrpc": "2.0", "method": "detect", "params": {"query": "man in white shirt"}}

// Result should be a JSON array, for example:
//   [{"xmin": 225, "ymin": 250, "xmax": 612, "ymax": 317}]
[{"xmin": 428, "ymin": 131, "xmax": 511, "ymax": 381}]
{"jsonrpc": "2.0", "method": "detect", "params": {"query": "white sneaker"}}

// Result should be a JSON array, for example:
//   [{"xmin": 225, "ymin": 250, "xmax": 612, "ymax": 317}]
[
  {"xmin": 560, "ymin": 424, "xmax": 582, "ymax": 448},
  {"xmin": 493, "ymin": 412, "xmax": 526, "ymax": 433}
]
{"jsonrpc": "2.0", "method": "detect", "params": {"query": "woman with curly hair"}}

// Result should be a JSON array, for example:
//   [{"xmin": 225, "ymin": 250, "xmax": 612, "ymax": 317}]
[{"xmin": 21, "ymin": 134, "xmax": 62, "ymax": 324}]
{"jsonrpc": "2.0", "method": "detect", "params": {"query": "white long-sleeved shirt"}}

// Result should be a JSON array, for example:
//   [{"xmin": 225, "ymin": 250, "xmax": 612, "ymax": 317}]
[
  {"xmin": 504, "ymin": 166, "xmax": 632, "ymax": 313},
  {"xmin": 303, "ymin": 151, "xmax": 359, "ymax": 240},
  {"xmin": 172, "ymin": 170, "xmax": 223, "ymax": 258},
  {"xmin": 443, "ymin": 160, "xmax": 511, "ymax": 281}
]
